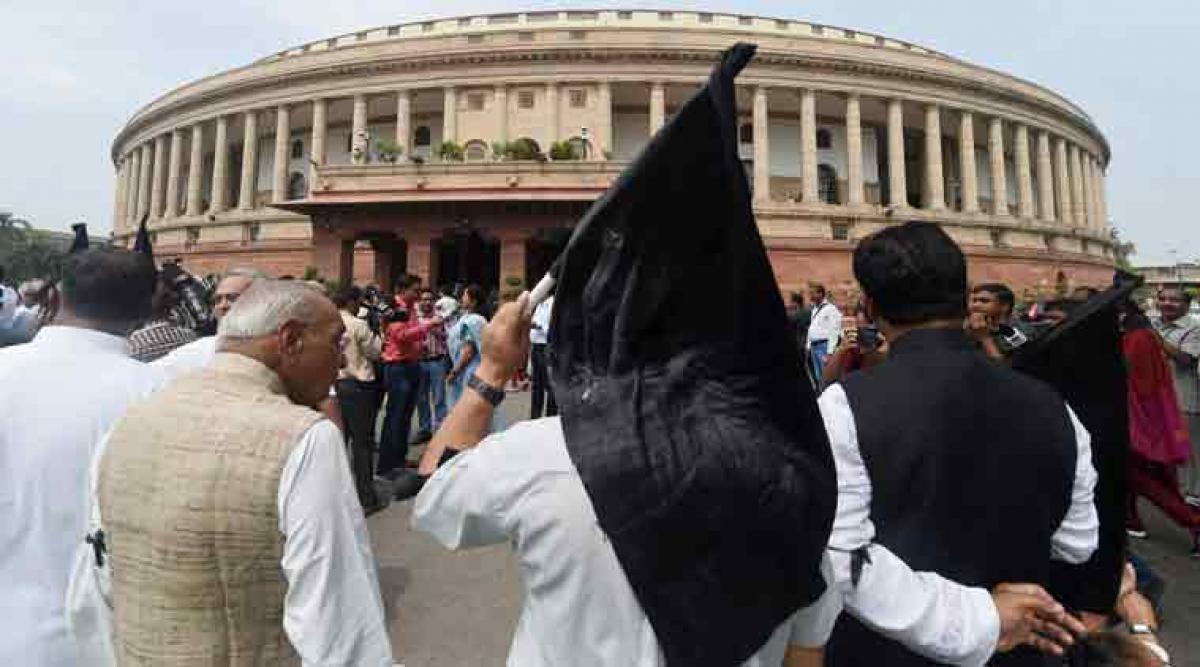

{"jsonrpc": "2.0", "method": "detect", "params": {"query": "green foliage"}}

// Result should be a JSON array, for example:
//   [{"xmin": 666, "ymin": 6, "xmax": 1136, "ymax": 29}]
[
  {"xmin": 0, "ymin": 212, "xmax": 64, "ymax": 283},
  {"xmin": 437, "ymin": 141, "xmax": 464, "ymax": 162},
  {"xmin": 493, "ymin": 138, "xmax": 544, "ymax": 161},
  {"xmin": 375, "ymin": 139, "xmax": 404, "ymax": 163},
  {"xmin": 548, "ymin": 141, "xmax": 578, "ymax": 161},
  {"xmin": 490, "ymin": 141, "xmax": 508, "ymax": 159},
  {"xmin": 302, "ymin": 265, "xmax": 321, "ymax": 281}
]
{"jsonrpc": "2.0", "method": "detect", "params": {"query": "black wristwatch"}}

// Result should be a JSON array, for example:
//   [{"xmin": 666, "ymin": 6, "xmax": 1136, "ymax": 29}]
[{"xmin": 467, "ymin": 372, "xmax": 506, "ymax": 406}]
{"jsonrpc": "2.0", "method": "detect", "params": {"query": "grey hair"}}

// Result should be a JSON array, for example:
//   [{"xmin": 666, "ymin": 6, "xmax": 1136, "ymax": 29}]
[
  {"xmin": 218, "ymin": 279, "xmax": 327, "ymax": 340},
  {"xmin": 223, "ymin": 266, "xmax": 270, "ymax": 281}
]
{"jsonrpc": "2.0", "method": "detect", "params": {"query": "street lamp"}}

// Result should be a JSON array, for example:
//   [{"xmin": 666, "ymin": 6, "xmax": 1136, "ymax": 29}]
[{"xmin": 580, "ymin": 126, "xmax": 591, "ymax": 159}]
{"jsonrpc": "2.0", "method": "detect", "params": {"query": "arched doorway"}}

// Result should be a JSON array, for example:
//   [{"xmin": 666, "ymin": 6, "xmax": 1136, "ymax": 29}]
[{"xmin": 434, "ymin": 228, "xmax": 500, "ymax": 294}]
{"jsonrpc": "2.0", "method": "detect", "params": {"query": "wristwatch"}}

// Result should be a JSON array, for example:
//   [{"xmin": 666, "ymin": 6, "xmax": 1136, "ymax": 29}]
[{"xmin": 467, "ymin": 372, "xmax": 506, "ymax": 406}]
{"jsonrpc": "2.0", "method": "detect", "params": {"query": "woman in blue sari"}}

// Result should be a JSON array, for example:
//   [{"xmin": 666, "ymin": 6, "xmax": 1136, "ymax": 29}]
[{"xmin": 446, "ymin": 284, "xmax": 489, "ymax": 409}]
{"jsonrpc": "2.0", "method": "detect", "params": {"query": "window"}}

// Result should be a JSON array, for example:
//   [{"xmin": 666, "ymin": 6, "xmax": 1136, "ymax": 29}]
[
  {"xmin": 186, "ymin": 227, "xmax": 200, "ymax": 245},
  {"xmin": 818, "ymin": 164, "xmax": 839, "ymax": 204},
  {"xmin": 738, "ymin": 122, "xmax": 753, "ymax": 144},
  {"xmin": 518, "ymin": 31, "xmax": 535, "ymax": 42},
  {"xmin": 875, "ymin": 36, "xmax": 886, "ymax": 46},
  {"xmin": 467, "ymin": 34, "xmax": 484, "ymax": 44},
  {"xmin": 568, "ymin": 88, "xmax": 587, "ymax": 108},
  {"xmin": 290, "ymin": 139, "xmax": 304, "ymax": 159},
  {"xmin": 569, "ymin": 30, "xmax": 587, "ymax": 40},
  {"xmin": 831, "ymin": 222, "xmax": 850, "ymax": 241},
  {"xmin": 387, "ymin": 26, "xmax": 399, "ymax": 36},
  {"xmin": 990, "ymin": 230, "xmax": 1005, "ymax": 248},
  {"xmin": 775, "ymin": 20, "xmax": 789, "ymax": 29},
  {"xmin": 287, "ymin": 172, "xmax": 307, "ymax": 200},
  {"xmin": 326, "ymin": 38, "xmax": 337, "ymax": 48},
  {"xmin": 518, "ymin": 90, "xmax": 535, "ymax": 109},
  {"xmin": 812, "ymin": 25, "xmax": 824, "ymax": 35},
  {"xmin": 245, "ymin": 223, "xmax": 261, "ymax": 243},
  {"xmin": 467, "ymin": 92, "xmax": 485, "ymax": 111},
  {"xmin": 739, "ymin": 16, "xmax": 752, "ymax": 26},
  {"xmin": 617, "ymin": 11, "xmax": 632, "ymax": 19},
  {"xmin": 355, "ymin": 32, "xmax": 367, "ymax": 42},
  {"xmin": 816, "ymin": 128, "xmax": 832, "ymax": 150},
  {"xmin": 658, "ymin": 11, "xmax": 674, "ymax": 20},
  {"xmin": 464, "ymin": 140, "xmax": 488, "ymax": 161},
  {"xmin": 421, "ymin": 22, "xmax": 434, "ymax": 32},
  {"xmin": 698, "ymin": 13, "xmax": 713, "ymax": 23},
  {"xmin": 458, "ymin": 17, "xmax": 472, "ymax": 27},
  {"xmin": 566, "ymin": 11, "xmax": 597, "ymax": 20},
  {"xmin": 414, "ymin": 126, "xmax": 432, "ymax": 147},
  {"xmin": 844, "ymin": 30, "xmax": 857, "ymax": 39}
]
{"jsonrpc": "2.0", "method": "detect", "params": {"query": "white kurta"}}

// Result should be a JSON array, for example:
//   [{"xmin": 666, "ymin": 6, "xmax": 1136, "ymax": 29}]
[
  {"xmin": 0, "ymin": 326, "xmax": 162, "ymax": 667},
  {"xmin": 72, "ymin": 417, "xmax": 394, "ymax": 667},
  {"xmin": 818, "ymin": 384, "xmax": 1099, "ymax": 666},
  {"xmin": 151, "ymin": 334, "xmax": 217, "ymax": 378},
  {"xmin": 807, "ymin": 301, "xmax": 843, "ymax": 350},
  {"xmin": 412, "ymin": 417, "xmax": 843, "ymax": 667}
]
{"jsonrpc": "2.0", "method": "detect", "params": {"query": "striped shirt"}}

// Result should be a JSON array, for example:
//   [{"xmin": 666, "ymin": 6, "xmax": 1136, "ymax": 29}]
[{"xmin": 128, "ymin": 319, "xmax": 198, "ymax": 363}]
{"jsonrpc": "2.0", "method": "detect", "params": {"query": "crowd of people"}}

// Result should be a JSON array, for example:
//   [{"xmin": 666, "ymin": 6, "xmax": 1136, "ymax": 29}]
[{"xmin": 0, "ymin": 218, "xmax": 1186, "ymax": 667}]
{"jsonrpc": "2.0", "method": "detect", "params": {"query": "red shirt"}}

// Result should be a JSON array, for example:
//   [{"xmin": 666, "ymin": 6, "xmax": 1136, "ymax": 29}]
[{"xmin": 382, "ymin": 320, "xmax": 435, "ymax": 363}]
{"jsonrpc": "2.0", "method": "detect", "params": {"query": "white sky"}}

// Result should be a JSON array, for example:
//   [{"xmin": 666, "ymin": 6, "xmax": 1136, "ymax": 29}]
[{"xmin": 1, "ymin": 0, "xmax": 1196, "ymax": 263}]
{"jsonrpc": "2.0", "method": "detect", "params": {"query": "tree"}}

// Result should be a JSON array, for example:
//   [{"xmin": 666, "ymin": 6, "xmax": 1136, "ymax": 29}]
[{"xmin": 0, "ymin": 211, "xmax": 66, "ymax": 284}]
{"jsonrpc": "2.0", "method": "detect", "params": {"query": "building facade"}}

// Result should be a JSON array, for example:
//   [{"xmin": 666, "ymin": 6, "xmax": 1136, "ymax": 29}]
[{"xmin": 110, "ymin": 10, "xmax": 1115, "ymax": 297}]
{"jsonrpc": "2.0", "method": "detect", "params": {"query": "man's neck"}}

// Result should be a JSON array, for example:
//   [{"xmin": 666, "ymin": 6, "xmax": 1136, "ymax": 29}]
[
  {"xmin": 52, "ymin": 313, "xmax": 126, "ymax": 338},
  {"xmin": 878, "ymin": 318, "xmax": 963, "ymax": 344}
]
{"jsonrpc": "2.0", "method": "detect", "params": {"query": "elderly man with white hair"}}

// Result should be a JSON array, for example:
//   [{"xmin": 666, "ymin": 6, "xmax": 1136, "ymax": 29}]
[
  {"xmin": 70, "ymin": 280, "xmax": 393, "ymax": 666},
  {"xmin": 153, "ymin": 265, "xmax": 268, "ymax": 376}
]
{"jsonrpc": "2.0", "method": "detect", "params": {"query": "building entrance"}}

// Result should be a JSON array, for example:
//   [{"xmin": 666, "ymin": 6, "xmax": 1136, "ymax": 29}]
[{"xmin": 434, "ymin": 229, "xmax": 499, "ymax": 293}]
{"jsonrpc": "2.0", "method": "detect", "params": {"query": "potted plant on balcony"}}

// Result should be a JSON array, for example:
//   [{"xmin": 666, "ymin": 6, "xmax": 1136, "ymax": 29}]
[
  {"xmin": 548, "ymin": 141, "xmax": 578, "ymax": 161},
  {"xmin": 437, "ymin": 140, "xmax": 464, "ymax": 162},
  {"xmin": 376, "ymin": 139, "xmax": 403, "ymax": 164},
  {"xmin": 491, "ymin": 141, "xmax": 509, "ymax": 161}
]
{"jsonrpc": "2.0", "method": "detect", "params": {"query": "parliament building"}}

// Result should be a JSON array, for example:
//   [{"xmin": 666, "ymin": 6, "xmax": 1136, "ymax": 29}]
[{"xmin": 110, "ymin": 10, "xmax": 1115, "ymax": 298}]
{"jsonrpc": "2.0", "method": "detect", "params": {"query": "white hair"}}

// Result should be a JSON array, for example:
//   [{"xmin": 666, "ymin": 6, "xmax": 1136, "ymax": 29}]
[{"xmin": 218, "ymin": 280, "xmax": 327, "ymax": 340}]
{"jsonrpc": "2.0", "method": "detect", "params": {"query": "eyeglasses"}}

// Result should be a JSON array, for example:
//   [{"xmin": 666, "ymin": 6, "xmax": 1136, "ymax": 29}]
[{"xmin": 215, "ymin": 292, "xmax": 240, "ymax": 305}]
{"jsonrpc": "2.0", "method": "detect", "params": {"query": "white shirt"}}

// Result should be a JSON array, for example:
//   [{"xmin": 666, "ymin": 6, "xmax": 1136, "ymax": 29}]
[
  {"xmin": 151, "ymin": 334, "xmax": 217, "ymax": 378},
  {"xmin": 530, "ymin": 296, "xmax": 553, "ymax": 346},
  {"xmin": 0, "ymin": 326, "xmax": 162, "ymax": 667},
  {"xmin": 0, "ymin": 285, "xmax": 18, "ymax": 325},
  {"xmin": 72, "ymin": 418, "xmax": 393, "ymax": 667},
  {"xmin": 807, "ymin": 300, "xmax": 843, "ymax": 349},
  {"xmin": 818, "ymin": 384, "xmax": 1099, "ymax": 666},
  {"xmin": 413, "ymin": 417, "xmax": 843, "ymax": 667}
]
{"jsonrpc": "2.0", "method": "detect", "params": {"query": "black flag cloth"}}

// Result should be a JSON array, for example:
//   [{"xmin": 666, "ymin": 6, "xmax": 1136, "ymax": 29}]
[
  {"xmin": 547, "ymin": 43, "xmax": 837, "ymax": 667},
  {"xmin": 1010, "ymin": 271, "xmax": 1141, "ymax": 615},
  {"xmin": 68, "ymin": 222, "xmax": 89, "ymax": 253},
  {"xmin": 132, "ymin": 214, "xmax": 153, "ymax": 258}
]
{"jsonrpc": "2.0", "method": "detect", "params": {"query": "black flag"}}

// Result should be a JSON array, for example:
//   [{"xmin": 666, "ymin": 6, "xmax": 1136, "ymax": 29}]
[
  {"xmin": 132, "ymin": 213, "xmax": 153, "ymax": 259},
  {"xmin": 548, "ymin": 43, "xmax": 836, "ymax": 666},
  {"xmin": 1010, "ymin": 271, "xmax": 1141, "ymax": 615},
  {"xmin": 68, "ymin": 222, "xmax": 89, "ymax": 254}
]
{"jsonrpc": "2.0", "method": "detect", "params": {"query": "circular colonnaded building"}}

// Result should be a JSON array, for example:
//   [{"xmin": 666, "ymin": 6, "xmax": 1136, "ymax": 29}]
[{"xmin": 110, "ymin": 10, "xmax": 1115, "ymax": 299}]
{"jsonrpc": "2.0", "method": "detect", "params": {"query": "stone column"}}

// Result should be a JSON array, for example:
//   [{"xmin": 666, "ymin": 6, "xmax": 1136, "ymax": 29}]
[
  {"xmin": 272, "ymin": 105, "xmax": 291, "ymax": 202},
  {"xmin": 752, "ymin": 86, "xmax": 770, "ymax": 203},
  {"xmin": 164, "ymin": 130, "xmax": 183, "ymax": 218},
  {"xmin": 649, "ymin": 81, "xmax": 666, "ymax": 134},
  {"xmin": 1054, "ymin": 137, "xmax": 1072, "ymax": 224},
  {"xmin": 441, "ymin": 87, "xmax": 456, "ymax": 146},
  {"xmin": 126, "ymin": 150, "xmax": 141, "ymax": 225},
  {"xmin": 800, "ymin": 88, "xmax": 819, "ymax": 203},
  {"xmin": 845, "ymin": 94, "xmax": 864, "ymax": 206},
  {"xmin": 185, "ymin": 123, "xmax": 204, "ymax": 216},
  {"xmin": 545, "ymin": 83, "xmax": 560, "ymax": 143},
  {"xmin": 238, "ymin": 110, "xmax": 259, "ymax": 210},
  {"xmin": 210, "ymin": 115, "xmax": 230, "ymax": 213},
  {"xmin": 958, "ymin": 112, "xmax": 978, "ymax": 213},
  {"xmin": 150, "ymin": 135, "xmax": 167, "ymax": 219},
  {"xmin": 137, "ymin": 143, "xmax": 152, "ymax": 220},
  {"xmin": 922, "ymin": 104, "xmax": 944, "ymax": 210},
  {"xmin": 500, "ymin": 237, "xmax": 527, "ymax": 285},
  {"xmin": 1096, "ymin": 164, "xmax": 1109, "ymax": 229},
  {"xmin": 1090, "ymin": 158, "xmax": 1106, "ymax": 229},
  {"xmin": 1080, "ymin": 153, "xmax": 1095, "ymax": 229},
  {"xmin": 352, "ymin": 94, "xmax": 368, "ymax": 164},
  {"xmin": 311, "ymin": 98, "xmax": 327, "ymax": 187},
  {"xmin": 392, "ymin": 91, "xmax": 410, "ymax": 154},
  {"xmin": 887, "ymin": 99, "xmax": 907, "ymax": 209},
  {"xmin": 112, "ymin": 160, "xmax": 126, "ymax": 232},
  {"xmin": 1014, "ymin": 124, "xmax": 1034, "ymax": 219},
  {"xmin": 1036, "ymin": 130, "xmax": 1055, "ymax": 222},
  {"xmin": 494, "ymin": 85, "xmax": 509, "ymax": 145},
  {"xmin": 1068, "ymin": 144, "xmax": 1086, "ymax": 226},
  {"xmin": 596, "ymin": 81, "xmax": 613, "ymax": 159},
  {"xmin": 988, "ymin": 117, "xmax": 1007, "ymax": 216}
]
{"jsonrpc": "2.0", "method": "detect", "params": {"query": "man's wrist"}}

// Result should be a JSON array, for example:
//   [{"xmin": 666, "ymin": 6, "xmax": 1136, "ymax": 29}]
[{"xmin": 475, "ymin": 359, "xmax": 511, "ymax": 387}]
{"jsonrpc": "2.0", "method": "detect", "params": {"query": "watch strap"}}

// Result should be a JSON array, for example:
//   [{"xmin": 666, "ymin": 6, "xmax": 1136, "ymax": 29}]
[{"xmin": 467, "ymin": 372, "xmax": 506, "ymax": 406}]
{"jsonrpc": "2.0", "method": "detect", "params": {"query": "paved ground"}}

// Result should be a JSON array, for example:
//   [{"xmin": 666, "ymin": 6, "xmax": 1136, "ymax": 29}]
[{"xmin": 370, "ymin": 392, "xmax": 1197, "ymax": 665}]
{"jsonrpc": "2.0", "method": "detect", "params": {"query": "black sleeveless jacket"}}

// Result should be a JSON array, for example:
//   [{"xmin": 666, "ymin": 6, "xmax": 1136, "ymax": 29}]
[{"xmin": 827, "ymin": 328, "xmax": 1077, "ymax": 666}]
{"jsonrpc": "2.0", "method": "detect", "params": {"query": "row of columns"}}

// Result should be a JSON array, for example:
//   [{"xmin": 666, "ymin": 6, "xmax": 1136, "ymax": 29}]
[
  {"xmin": 115, "ymin": 81, "xmax": 648, "ymax": 231},
  {"xmin": 112, "ymin": 83, "xmax": 1110, "ymax": 236},
  {"xmin": 746, "ymin": 87, "xmax": 1110, "ymax": 231}
]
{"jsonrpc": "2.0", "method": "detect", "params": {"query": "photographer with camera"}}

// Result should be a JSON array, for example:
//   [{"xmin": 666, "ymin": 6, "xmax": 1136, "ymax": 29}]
[{"xmin": 820, "ymin": 302, "xmax": 887, "ymax": 388}]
